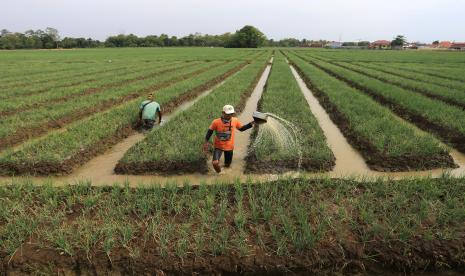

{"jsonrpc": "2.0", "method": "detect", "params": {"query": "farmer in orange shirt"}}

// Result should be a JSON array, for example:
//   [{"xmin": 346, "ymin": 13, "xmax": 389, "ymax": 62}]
[{"xmin": 203, "ymin": 105, "xmax": 255, "ymax": 173}]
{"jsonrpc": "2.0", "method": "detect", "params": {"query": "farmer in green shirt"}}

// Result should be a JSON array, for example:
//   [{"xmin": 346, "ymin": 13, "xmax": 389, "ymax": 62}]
[{"xmin": 139, "ymin": 93, "xmax": 162, "ymax": 131}]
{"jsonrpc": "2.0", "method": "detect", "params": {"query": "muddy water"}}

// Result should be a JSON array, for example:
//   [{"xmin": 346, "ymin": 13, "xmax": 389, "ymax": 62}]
[
  {"xmin": 222, "ymin": 60, "xmax": 273, "ymax": 176},
  {"xmin": 290, "ymin": 65, "xmax": 371, "ymax": 176}
]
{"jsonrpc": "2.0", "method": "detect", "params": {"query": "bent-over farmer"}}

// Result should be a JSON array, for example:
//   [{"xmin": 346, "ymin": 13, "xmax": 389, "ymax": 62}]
[
  {"xmin": 139, "ymin": 93, "xmax": 162, "ymax": 131},
  {"xmin": 203, "ymin": 104, "xmax": 255, "ymax": 173}
]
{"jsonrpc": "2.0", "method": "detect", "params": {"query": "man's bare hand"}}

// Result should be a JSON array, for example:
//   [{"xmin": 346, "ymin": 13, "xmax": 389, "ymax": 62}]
[{"xmin": 203, "ymin": 142, "xmax": 211, "ymax": 153}]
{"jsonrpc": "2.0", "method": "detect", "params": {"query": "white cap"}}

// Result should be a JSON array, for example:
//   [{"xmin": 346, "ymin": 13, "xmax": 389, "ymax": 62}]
[{"xmin": 223, "ymin": 104, "xmax": 235, "ymax": 114}]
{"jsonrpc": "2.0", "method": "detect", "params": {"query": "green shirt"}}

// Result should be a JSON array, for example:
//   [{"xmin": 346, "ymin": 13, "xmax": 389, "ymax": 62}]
[{"xmin": 140, "ymin": 100, "xmax": 161, "ymax": 120}]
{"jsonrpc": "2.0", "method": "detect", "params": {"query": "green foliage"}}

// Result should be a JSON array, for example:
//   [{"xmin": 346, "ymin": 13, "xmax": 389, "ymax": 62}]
[
  {"xmin": 391, "ymin": 35, "xmax": 407, "ymax": 46},
  {"xmin": 247, "ymin": 52, "xmax": 334, "ymax": 171},
  {"xmin": 225, "ymin": 25, "xmax": 267, "ymax": 48},
  {"xmin": 0, "ymin": 177, "xmax": 464, "ymax": 269}
]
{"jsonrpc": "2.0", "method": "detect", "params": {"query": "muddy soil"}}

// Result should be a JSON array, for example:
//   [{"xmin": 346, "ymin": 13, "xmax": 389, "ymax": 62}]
[{"xmin": 3, "ymin": 230, "xmax": 464, "ymax": 275}]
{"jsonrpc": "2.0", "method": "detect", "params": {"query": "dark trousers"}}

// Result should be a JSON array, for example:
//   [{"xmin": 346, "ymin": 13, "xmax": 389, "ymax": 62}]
[
  {"xmin": 142, "ymin": 119, "xmax": 155, "ymax": 130},
  {"xmin": 213, "ymin": 148, "xmax": 233, "ymax": 167}
]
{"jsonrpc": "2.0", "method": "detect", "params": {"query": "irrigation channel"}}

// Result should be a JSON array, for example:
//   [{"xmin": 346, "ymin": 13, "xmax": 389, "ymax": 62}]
[{"xmin": 2, "ymin": 59, "xmax": 465, "ymax": 186}]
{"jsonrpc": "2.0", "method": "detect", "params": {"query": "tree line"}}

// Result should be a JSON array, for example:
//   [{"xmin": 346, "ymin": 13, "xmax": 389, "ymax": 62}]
[
  {"xmin": 0, "ymin": 26, "xmax": 267, "ymax": 49},
  {"xmin": 0, "ymin": 25, "xmax": 330, "ymax": 49}
]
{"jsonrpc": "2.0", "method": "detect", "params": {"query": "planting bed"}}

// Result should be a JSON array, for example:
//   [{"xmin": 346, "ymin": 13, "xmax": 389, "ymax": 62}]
[
  {"xmin": 246, "ymin": 52, "xmax": 335, "ymax": 173},
  {"xmin": 0, "ymin": 61, "xmax": 222, "ymax": 150},
  {"xmin": 296, "ymin": 53, "xmax": 465, "ymax": 154},
  {"xmin": 1, "ymin": 177, "xmax": 464, "ymax": 274},
  {"xmin": 0, "ymin": 61, "xmax": 188, "ymax": 115},
  {"xmin": 0, "ymin": 60, "xmax": 250, "ymax": 175},
  {"xmin": 328, "ymin": 61, "xmax": 465, "ymax": 109},
  {"xmin": 352, "ymin": 62, "xmax": 465, "ymax": 92},
  {"xmin": 286, "ymin": 52, "xmax": 455, "ymax": 171},
  {"xmin": 115, "ymin": 54, "xmax": 271, "ymax": 174}
]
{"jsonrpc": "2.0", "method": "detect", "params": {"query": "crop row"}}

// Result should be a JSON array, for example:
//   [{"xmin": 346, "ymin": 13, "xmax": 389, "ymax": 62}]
[
  {"xmin": 0, "ymin": 61, "xmax": 226, "ymax": 151},
  {"xmin": 0, "ymin": 59, "xmax": 250, "ymax": 175},
  {"xmin": 295, "ymin": 53, "xmax": 465, "ymax": 153},
  {"xmin": 246, "ymin": 52, "xmax": 334, "ymax": 173},
  {"xmin": 0, "ymin": 61, "xmax": 195, "ymax": 115},
  {"xmin": 1, "ymin": 178, "xmax": 464, "ymax": 273},
  {"xmin": 0, "ymin": 49, "xmax": 261, "ymax": 85},
  {"xmin": 0, "ymin": 61, "xmax": 153, "ymax": 92},
  {"xmin": 0, "ymin": 62, "xmax": 98, "ymax": 83},
  {"xmin": 286, "ymin": 52, "xmax": 454, "ymax": 171},
  {"xmin": 0, "ymin": 60, "xmax": 174, "ymax": 100},
  {"xmin": 350, "ymin": 62, "xmax": 465, "ymax": 92},
  {"xmin": 115, "ymin": 55, "xmax": 271, "ymax": 174},
  {"xmin": 328, "ymin": 61, "xmax": 465, "ymax": 109},
  {"xmin": 379, "ymin": 62, "xmax": 465, "ymax": 83}
]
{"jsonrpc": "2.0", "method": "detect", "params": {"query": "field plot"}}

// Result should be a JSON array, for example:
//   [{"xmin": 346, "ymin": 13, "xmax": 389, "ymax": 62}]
[
  {"xmin": 0, "ymin": 48, "xmax": 266, "ymax": 175},
  {"xmin": 294, "ymin": 51, "xmax": 465, "ymax": 155},
  {"xmin": 0, "ymin": 61, "xmax": 188, "ymax": 114},
  {"xmin": 246, "ymin": 52, "xmax": 335, "ymax": 173},
  {"xmin": 286, "ymin": 51, "xmax": 454, "ymax": 171},
  {"xmin": 328, "ymin": 61, "xmax": 465, "ymax": 109},
  {"xmin": 0, "ymin": 61, "xmax": 219, "ymax": 150},
  {"xmin": 115, "ymin": 53, "xmax": 271, "ymax": 174},
  {"xmin": 352, "ymin": 62, "xmax": 465, "ymax": 92},
  {"xmin": 1, "ymin": 178, "xmax": 464, "ymax": 274},
  {"xmin": 0, "ymin": 60, "xmax": 255, "ymax": 175}
]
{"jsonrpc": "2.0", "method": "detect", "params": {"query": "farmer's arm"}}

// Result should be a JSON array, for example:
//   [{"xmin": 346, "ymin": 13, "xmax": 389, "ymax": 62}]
[
  {"xmin": 205, "ymin": 129, "xmax": 214, "ymax": 141},
  {"xmin": 157, "ymin": 109, "xmax": 162, "ymax": 124},
  {"xmin": 203, "ymin": 122, "xmax": 215, "ymax": 152},
  {"xmin": 237, "ymin": 121, "xmax": 255, "ymax": 132},
  {"xmin": 138, "ymin": 102, "xmax": 144, "ymax": 120}
]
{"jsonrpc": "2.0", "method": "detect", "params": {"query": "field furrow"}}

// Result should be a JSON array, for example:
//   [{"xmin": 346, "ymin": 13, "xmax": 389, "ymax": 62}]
[
  {"xmin": 296, "ymin": 54, "xmax": 465, "ymax": 153},
  {"xmin": 0, "ymin": 60, "xmax": 249, "ymax": 175},
  {"xmin": 246, "ymin": 52, "xmax": 335, "ymax": 173},
  {"xmin": 286, "ymin": 52, "xmax": 454, "ymax": 171},
  {"xmin": 115, "ymin": 55, "xmax": 271, "ymax": 174}
]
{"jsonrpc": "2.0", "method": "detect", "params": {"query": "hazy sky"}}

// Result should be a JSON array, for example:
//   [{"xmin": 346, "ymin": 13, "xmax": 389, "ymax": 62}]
[{"xmin": 2, "ymin": 0, "xmax": 464, "ymax": 42}]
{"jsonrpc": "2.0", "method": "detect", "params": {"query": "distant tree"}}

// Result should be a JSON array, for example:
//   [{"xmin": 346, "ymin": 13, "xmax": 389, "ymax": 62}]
[
  {"xmin": 45, "ymin": 27, "xmax": 60, "ymax": 48},
  {"xmin": 358, "ymin": 41, "xmax": 370, "ymax": 47},
  {"xmin": 391, "ymin": 35, "xmax": 407, "ymax": 47},
  {"xmin": 342, "ymin": 42, "xmax": 356, "ymax": 46},
  {"xmin": 225, "ymin": 25, "xmax": 266, "ymax": 48},
  {"xmin": 432, "ymin": 40, "xmax": 439, "ymax": 45}
]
